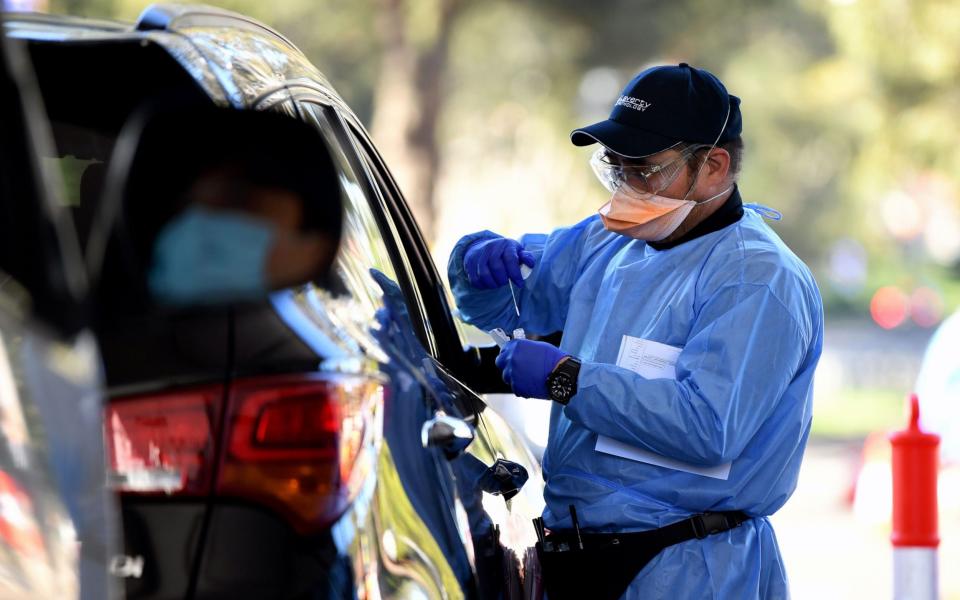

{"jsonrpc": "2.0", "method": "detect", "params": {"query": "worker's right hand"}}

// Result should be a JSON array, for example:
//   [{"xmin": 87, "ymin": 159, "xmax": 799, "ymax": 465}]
[{"xmin": 463, "ymin": 236, "xmax": 535, "ymax": 289}]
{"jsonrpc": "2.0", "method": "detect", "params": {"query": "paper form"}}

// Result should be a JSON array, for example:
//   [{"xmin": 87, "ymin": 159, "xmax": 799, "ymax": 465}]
[{"xmin": 594, "ymin": 334, "xmax": 732, "ymax": 480}]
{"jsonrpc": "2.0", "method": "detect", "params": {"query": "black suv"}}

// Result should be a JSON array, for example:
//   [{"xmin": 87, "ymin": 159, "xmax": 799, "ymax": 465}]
[{"xmin": 4, "ymin": 4, "xmax": 543, "ymax": 600}]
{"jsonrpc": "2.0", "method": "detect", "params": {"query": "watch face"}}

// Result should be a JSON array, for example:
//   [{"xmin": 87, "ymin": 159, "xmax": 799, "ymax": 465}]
[{"xmin": 549, "ymin": 372, "xmax": 574, "ymax": 401}]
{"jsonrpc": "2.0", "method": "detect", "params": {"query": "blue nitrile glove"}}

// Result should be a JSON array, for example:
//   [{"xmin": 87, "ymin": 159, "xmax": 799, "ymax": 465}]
[
  {"xmin": 495, "ymin": 338, "xmax": 567, "ymax": 399},
  {"xmin": 463, "ymin": 236, "xmax": 535, "ymax": 289}
]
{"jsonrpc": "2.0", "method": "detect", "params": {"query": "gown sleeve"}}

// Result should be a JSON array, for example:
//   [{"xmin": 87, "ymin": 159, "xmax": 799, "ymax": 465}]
[{"xmin": 447, "ymin": 216, "xmax": 598, "ymax": 336}]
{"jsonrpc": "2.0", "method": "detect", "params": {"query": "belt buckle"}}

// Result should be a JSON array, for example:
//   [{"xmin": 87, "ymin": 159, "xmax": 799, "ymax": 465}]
[{"xmin": 690, "ymin": 513, "xmax": 727, "ymax": 539}]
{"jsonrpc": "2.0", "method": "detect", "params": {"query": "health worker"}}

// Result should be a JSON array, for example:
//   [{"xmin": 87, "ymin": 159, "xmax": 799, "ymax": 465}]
[{"xmin": 448, "ymin": 63, "xmax": 824, "ymax": 599}]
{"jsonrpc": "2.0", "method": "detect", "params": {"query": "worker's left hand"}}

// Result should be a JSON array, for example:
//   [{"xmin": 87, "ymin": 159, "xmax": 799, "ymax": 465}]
[{"xmin": 495, "ymin": 338, "xmax": 567, "ymax": 399}]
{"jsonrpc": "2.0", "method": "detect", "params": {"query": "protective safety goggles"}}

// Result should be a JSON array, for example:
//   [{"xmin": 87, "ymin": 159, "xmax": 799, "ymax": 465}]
[{"xmin": 589, "ymin": 144, "xmax": 710, "ymax": 194}]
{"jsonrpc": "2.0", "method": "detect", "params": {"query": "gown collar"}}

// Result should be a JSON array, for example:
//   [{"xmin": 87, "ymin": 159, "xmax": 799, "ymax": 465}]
[{"xmin": 648, "ymin": 186, "xmax": 744, "ymax": 251}]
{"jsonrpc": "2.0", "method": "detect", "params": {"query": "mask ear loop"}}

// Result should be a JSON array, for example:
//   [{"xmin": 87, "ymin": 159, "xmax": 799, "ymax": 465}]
[{"xmin": 682, "ymin": 100, "xmax": 732, "ymax": 202}]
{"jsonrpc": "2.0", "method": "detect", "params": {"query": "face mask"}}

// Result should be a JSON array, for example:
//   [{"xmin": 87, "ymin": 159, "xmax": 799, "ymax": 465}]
[
  {"xmin": 148, "ymin": 206, "xmax": 275, "ymax": 305},
  {"xmin": 599, "ymin": 185, "xmax": 731, "ymax": 241}
]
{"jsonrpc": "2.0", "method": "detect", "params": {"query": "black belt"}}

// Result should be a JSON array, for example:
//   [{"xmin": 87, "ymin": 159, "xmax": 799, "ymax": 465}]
[{"xmin": 534, "ymin": 511, "xmax": 749, "ymax": 600}]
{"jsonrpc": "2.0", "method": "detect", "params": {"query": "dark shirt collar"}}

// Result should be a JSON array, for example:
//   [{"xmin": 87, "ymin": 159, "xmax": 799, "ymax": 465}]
[{"xmin": 648, "ymin": 186, "xmax": 744, "ymax": 251}]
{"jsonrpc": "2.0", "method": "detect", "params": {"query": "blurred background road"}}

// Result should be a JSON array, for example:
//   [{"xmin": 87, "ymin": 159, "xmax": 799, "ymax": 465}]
[{"xmin": 775, "ymin": 439, "xmax": 960, "ymax": 600}]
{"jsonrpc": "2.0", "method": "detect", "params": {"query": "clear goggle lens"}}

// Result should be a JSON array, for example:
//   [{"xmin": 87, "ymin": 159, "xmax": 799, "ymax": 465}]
[{"xmin": 589, "ymin": 145, "xmax": 707, "ymax": 194}]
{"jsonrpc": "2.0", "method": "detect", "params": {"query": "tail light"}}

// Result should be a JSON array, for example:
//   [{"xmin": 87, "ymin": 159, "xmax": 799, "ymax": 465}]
[
  {"xmin": 218, "ymin": 375, "xmax": 382, "ymax": 532},
  {"xmin": 105, "ymin": 374, "xmax": 383, "ymax": 533},
  {"xmin": 106, "ymin": 387, "xmax": 221, "ymax": 494}
]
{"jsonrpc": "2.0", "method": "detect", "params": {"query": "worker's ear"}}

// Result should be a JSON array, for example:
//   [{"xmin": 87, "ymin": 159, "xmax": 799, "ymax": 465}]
[{"xmin": 704, "ymin": 147, "xmax": 731, "ymax": 184}]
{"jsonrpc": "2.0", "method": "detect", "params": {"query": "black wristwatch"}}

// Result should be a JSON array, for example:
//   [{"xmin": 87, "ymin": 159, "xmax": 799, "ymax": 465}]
[{"xmin": 547, "ymin": 357, "xmax": 581, "ymax": 405}]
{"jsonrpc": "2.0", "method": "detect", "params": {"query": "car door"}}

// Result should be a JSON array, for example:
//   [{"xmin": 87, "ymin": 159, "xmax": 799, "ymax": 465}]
[
  {"xmin": 0, "ymin": 28, "xmax": 119, "ymax": 600},
  {"xmin": 336, "ymin": 112, "xmax": 546, "ymax": 547},
  {"xmin": 293, "ymin": 98, "xmax": 481, "ymax": 599},
  {"xmin": 295, "ymin": 96, "xmax": 545, "ymax": 596}
]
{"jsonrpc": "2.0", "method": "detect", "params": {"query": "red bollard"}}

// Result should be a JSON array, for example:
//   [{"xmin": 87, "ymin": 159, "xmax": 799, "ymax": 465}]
[{"xmin": 889, "ymin": 393, "xmax": 939, "ymax": 600}]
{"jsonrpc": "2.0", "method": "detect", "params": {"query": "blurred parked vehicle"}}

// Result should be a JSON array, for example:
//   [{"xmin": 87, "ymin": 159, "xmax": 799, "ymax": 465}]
[
  {"xmin": 915, "ymin": 309, "xmax": 960, "ymax": 465},
  {"xmin": 0, "ymin": 25, "xmax": 118, "ymax": 600},
  {"xmin": 4, "ymin": 4, "xmax": 544, "ymax": 599},
  {"xmin": 849, "ymin": 310, "xmax": 960, "ymax": 526}
]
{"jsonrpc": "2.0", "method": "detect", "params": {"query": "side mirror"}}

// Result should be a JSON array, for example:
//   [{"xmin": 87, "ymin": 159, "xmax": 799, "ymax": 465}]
[
  {"xmin": 86, "ymin": 104, "xmax": 343, "ymax": 313},
  {"xmin": 421, "ymin": 413, "xmax": 475, "ymax": 459}
]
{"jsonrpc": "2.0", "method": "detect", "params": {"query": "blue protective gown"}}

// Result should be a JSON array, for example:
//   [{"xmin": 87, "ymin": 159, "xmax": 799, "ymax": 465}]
[{"xmin": 448, "ymin": 206, "xmax": 824, "ymax": 599}]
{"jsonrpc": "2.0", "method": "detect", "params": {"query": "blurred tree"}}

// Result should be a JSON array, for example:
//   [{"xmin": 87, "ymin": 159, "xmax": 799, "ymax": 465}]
[
  {"xmin": 40, "ymin": 0, "xmax": 960, "ymax": 313},
  {"xmin": 816, "ymin": 0, "xmax": 960, "ymax": 248},
  {"xmin": 432, "ymin": 0, "xmax": 847, "ymax": 262},
  {"xmin": 369, "ymin": 0, "xmax": 465, "ymax": 244}
]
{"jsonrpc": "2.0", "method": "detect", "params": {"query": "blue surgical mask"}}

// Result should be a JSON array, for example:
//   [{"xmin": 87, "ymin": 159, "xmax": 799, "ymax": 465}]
[{"xmin": 148, "ymin": 206, "xmax": 275, "ymax": 305}]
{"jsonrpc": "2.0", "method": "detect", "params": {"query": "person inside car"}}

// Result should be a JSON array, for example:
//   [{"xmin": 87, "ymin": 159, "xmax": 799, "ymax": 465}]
[
  {"xmin": 148, "ymin": 161, "xmax": 339, "ymax": 306},
  {"xmin": 92, "ymin": 106, "xmax": 343, "ymax": 310}
]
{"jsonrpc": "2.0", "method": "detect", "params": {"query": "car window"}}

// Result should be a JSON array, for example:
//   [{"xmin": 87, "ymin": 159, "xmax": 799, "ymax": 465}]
[
  {"xmin": 301, "ymin": 103, "xmax": 406, "ymax": 322},
  {"xmin": 339, "ymin": 119, "xmax": 472, "ymax": 367},
  {"xmin": 297, "ymin": 102, "xmax": 431, "ymax": 345}
]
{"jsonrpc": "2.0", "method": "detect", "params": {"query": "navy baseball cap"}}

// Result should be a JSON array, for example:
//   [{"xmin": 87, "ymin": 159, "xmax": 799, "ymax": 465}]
[{"xmin": 571, "ymin": 63, "xmax": 742, "ymax": 158}]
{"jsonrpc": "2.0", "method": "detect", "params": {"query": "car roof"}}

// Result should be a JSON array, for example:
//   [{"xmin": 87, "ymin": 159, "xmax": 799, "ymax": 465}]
[{"xmin": 3, "ymin": 4, "xmax": 347, "ymax": 112}]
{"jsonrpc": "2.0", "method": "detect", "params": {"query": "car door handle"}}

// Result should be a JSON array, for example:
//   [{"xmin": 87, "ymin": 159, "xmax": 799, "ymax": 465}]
[{"xmin": 421, "ymin": 413, "xmax": 474, "ymax": 458}]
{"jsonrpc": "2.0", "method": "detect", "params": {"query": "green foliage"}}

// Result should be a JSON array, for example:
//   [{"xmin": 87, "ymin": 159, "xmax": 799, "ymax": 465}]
[
  {"xmin": 41, "ymin": 0, "xmax": 960, "ymax": 317},
  {"xmin": 811, "ymin": 387, "xmax": 904, "ymax": 438}
]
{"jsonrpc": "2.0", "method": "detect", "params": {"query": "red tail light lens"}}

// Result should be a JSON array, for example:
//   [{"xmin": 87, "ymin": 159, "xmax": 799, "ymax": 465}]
[
  {"xmin": 105, "ymin": 387, "xmax": 221, "ymax": 495},
  {"xmin": 105, "ymin": 374, "xmax": 383, "ymax": 533},
  {"xmin": 255, "ymin": 396, "xmax": 339, "ymax": 449},
  {"xmin": 227, "ymin": 383, "xmax": 341, "ymax": 461},
  {"xmin": 218, "ymin": 375, "xmax": 382, "ymax": 533}
]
